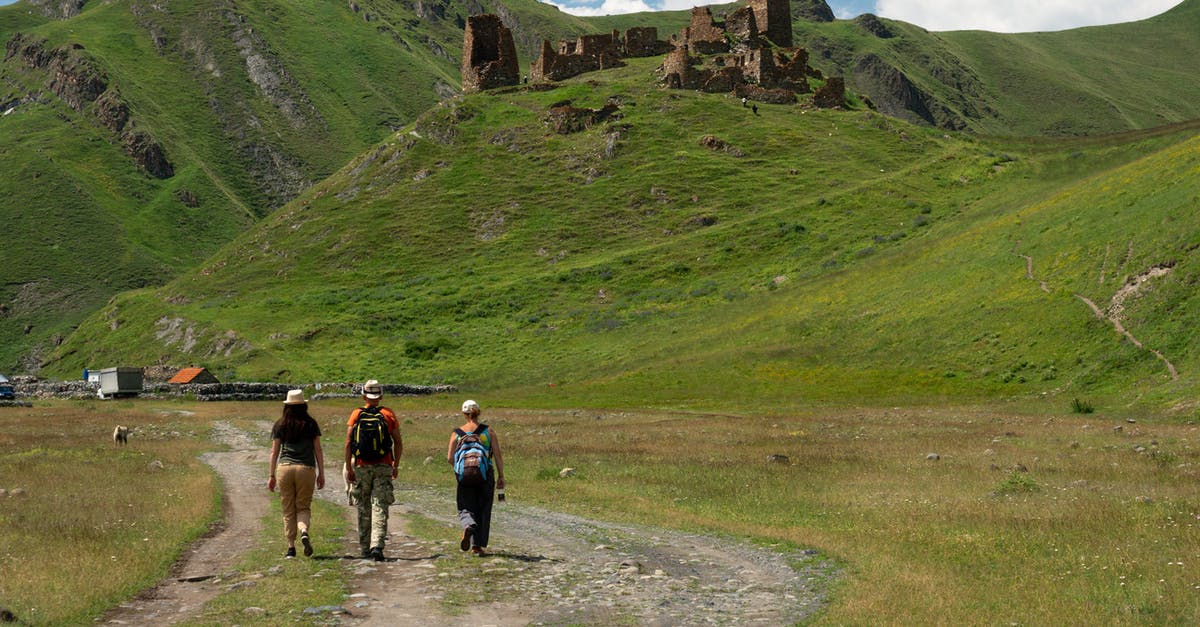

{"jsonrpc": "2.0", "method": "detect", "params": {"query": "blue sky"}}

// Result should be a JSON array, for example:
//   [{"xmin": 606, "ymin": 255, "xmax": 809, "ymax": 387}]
[{"xmin": 550, "ymin": 0, "xmax": 1184, "ymax": 33}]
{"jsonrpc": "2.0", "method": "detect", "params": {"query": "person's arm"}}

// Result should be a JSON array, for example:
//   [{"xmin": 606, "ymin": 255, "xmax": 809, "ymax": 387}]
[
  {"xmin": 447, "ymin": 432, "xmax": 458, "ymax": 465},
  {"xmin": 314, "ymin": 435, "xmax": 326, "ymax": 490},
  {"xmin": 390, "ymin": 420, "xmax": 403, "ymax": 479},
  {"xmin": 490, "ymin": 430, "xmax": 505, "ymax": 489},
  {"xmin": 343, "ymin": 417, "xmax": 357, "ymax": 484},
  {"xmin": 268, "ymin": 438, "xmax": 281, "ymax": 491}
]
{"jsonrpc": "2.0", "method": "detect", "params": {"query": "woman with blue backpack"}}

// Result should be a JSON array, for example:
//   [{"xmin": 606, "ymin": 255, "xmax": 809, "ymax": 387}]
[{"xmin": 447, "ymin": 399, "xmax": 505, "ymax": 555}]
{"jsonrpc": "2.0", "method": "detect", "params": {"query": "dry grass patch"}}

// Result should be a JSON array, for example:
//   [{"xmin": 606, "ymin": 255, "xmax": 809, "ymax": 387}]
[
  {"xmin": 0, "ymin": 402, "xmax": 220, "ymax": 625},
  {"xmin": 386, "ymin": 404, "xmax": 1200, "ymax": 624}
]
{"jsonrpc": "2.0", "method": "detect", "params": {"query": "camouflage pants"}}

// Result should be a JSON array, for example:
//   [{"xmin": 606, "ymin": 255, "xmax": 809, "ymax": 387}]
[{"xmin": 354, "ymin": 463, "xmax": 395, "ymax": 551}]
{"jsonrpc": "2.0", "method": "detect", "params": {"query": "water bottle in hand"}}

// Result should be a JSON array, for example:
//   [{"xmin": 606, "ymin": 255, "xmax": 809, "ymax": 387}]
[{"xmin": 497, "ymin": 488, "xmax": 506, "ymax": 502}]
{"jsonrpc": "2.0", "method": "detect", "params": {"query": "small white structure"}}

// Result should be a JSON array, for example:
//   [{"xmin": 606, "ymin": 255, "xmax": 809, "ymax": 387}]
[{"xmin": 98, "ymin": 367, "xmax": 143, "ymax": 399}]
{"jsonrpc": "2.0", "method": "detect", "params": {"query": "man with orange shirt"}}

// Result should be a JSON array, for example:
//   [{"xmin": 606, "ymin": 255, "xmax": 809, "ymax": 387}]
[{"xmin": 344, "ymin": 379, "xmax": 403, "ymax": 561}]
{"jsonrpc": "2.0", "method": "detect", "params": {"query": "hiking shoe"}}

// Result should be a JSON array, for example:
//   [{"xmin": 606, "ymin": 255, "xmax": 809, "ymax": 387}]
[
  {"xmin": 301, "ymin": 533, "xmax": 313, "ymax": 557},
  {"xmin": 370, "ymin": 547, "xmax": 384, "ymax": 562},
  {"xmin": 471, "ymin": 546, "xmax": 487, "ymax": 557},
  {"xmin": 461, "ymin": 526, "xmax": 475, "ymax": 552},
  {"xmin": 285, "ymin": 547, "xmax": 296, "ymax": 559},
  {"xmin": 361, "ymin": 547, "xmax": 372, "ymax": 559}
]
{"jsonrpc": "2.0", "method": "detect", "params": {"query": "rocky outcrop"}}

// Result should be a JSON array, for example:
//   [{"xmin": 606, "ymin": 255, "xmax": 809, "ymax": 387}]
[
  {"xmin": 94, "ymin": 90, "xmax": 130, "ymax": 133},
  {"xmin": 854, "ymin": 14, "xmax": 895, "ymax": 38},
  {"xmin": 793, "ymin": 0, "xmax": 835, "ymax": 22},
  {"xmin": 4, "ymin": 33, "xmax": 175, "ymax": 178},
  {"xmin": 124, "ymin": 130, "xmax": 175, "ymax": 179},
  {"xmin": 545, "ymin": 100, "xmax": 620, "ymax": 134},
  {"xmin": 27, "ymin": 0, "xmax": 86, "ymax": 20},
  {"xmin": 851, "ymin": 53, "xmax": 962, "ymax": 127}
]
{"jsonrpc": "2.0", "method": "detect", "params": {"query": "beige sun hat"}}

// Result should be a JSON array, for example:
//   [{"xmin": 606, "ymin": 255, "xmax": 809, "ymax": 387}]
[
  {"xmin": 284, "ymin": 389, "xmax": 307, "ymax": 405},
  {"xmin": 362, "ymin": 379, "xmax": 383, "ymax": 400}
]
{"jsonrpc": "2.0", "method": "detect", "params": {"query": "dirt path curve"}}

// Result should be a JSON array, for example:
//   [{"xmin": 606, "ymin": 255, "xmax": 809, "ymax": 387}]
[
  {"xmin": 104, "ymin": 422, "xmax": 836, "ymax": 625},
  {"xmin": 102, "ymin": 421, "xmax": 269, "ymax": 625}
]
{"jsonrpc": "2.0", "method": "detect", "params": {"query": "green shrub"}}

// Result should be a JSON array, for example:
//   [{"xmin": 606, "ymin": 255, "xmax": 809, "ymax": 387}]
[
  {"xmin": 1071, "ymin": 398, "xmax": 1095, "ymax": 414},
  {"xmin": 994, "ymin": 471, "xmax": 1041, "ymax": 495}
]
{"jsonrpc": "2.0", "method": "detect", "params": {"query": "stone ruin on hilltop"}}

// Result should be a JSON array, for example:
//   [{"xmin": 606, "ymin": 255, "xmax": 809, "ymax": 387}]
[
  {"xmin": 460, "ymin": 0, "xmax": 844, "ymax": 108},
  {"xmin": 461, "ymin": 14, "xmax": 519, "ymax": 93}
]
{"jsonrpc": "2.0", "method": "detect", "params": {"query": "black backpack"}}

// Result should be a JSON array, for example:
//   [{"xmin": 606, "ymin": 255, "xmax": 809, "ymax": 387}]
[{"xmin": 351, "ymin": 406, "xmax": 393, "ymax": 463}]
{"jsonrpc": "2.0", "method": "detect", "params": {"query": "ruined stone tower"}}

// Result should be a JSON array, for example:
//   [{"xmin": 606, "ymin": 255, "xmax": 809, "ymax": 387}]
[
  {"xmin": 461, "ymin": 14, "xmax": 519, "ymax": 93},
  {"xmin": 749, "ymin": 0, "xmax": 793, "ymax": 47}
]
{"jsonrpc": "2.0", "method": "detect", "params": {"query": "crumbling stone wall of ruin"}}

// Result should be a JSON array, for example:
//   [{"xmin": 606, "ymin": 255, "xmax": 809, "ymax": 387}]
[
  {"xmin": 683, "ymin": 7, "xmax": 729, "ymax": 55},
  {"xmin": 724, "ymin": 7, "xmax": 759, "ymax": 48},
  {"xmin": 738, "ymin": 48, "xmax": 774, "ymax": 85},
  {"xmin": 623, "ymin": 27, "xmax": 670, "ymax": 57},
  {"xmin": 813, "ymin": 76, "xmax": 846, "ymax": 108},
  {"xmin": 749, "ymin": 0, "xmax": 793, "ymax": 47},
  {"xmin": 773, "ymin": 48, "xmax": 811, "ymax": 92},
  {"xmin": 735, "ymin": 83, "xmax": 797, "ymax": 104},
  {"xmin": 533, "ymin": 32, "xmax": 625, "ymax": 83},
  {"xmin": 461, "ymin": 14, "xmax": 519, "ymax": 93},
  {"xmin": 660, "ymin": 47, "xmax": 696, "ymax": 89},
  {"xmin": 577, "ymin": 33, "xmax": 618, "ymax": 58}
]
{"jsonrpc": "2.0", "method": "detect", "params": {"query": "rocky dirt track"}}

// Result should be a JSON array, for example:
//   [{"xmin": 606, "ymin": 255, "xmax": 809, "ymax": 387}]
[{"xmin": 103, "ymin": 422, "xmax": 837, "ymax": 625}]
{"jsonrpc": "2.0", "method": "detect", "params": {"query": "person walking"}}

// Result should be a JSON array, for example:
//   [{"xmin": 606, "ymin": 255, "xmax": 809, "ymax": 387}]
[
  {"xmin": 268, "ymin": 389, "xmax": 325, "ymax": 558},
  {"xmin": 447, "ymin": 399, "xmax": 505, "ymax": 556},
  {"xmin": 344, "ymin": 379, "xmax": 402, "ymax": 561}
]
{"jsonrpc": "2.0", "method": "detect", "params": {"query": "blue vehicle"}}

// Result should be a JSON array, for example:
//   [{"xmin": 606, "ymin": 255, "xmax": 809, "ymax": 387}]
[{"xmin": 0, "ymin": 375, "xmax": 13, "ymax": 400}]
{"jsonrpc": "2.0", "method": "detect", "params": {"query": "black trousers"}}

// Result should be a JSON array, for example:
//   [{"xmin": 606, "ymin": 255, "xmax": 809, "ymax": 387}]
[{"xmin": 456, "ymin": 476, "xmax": 495, "ymax": 548}]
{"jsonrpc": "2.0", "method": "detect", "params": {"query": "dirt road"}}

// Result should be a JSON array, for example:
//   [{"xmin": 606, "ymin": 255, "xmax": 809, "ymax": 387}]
[{"xmin": 103, "ymin": 421, "xmax": 835, "ymax": 625}]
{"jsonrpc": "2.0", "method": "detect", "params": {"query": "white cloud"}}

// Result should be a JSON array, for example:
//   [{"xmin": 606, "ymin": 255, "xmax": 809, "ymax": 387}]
[
  {"xmin": 550, "ymin": 0, "xmax": 1182, "ymax": 32},
  {"xmin": 874, "ymin": 0, "xmax": 1183, "ymax": 32},
  {"xmin": 548, "ymin": 0, "xmax": 655, "ymax": 16},
  {"xmin": 549, "ymin": 0, "xmax": 740, "ymax": 16},
  {"xmin": 657, "ymin": 0, "xmax": 710, "ymax": 10}
]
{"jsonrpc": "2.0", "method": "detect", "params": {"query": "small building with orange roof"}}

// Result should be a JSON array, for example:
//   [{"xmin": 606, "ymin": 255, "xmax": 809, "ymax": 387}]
[{"xmin": 168, "ymin": 367, "xmax": 219, "ymax": 385}]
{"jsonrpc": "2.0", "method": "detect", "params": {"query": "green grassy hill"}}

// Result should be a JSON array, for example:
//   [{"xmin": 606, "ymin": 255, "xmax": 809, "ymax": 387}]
[
  {"xmin": 0, "ymin": 0, "xmax": 604, "ymax": 372},
  {"xmin": 797, "ymin": 0, "xmax": 1200, "ymax": 135},
  {"xmin": 44, "ymin": 56, "xmax": 1200, "ymax": 412},
  {"xmin": 8, "ymin": 0, "xmax": 1200, "ymax": 394}
]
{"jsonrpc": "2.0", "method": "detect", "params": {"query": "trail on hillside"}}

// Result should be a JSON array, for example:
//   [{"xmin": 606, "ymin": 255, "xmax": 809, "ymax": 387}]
[
  {"xmin": 103, "ymin": 422, "xmax": 836, "ymax": 625},
  {"xmin": 1015, "ymin": 248, "xmax": 1178, "ymax": 380}
]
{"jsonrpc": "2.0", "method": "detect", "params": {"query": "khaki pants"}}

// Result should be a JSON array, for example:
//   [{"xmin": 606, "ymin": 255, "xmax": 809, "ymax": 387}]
[{"xmin": 277, "ymin": 464, "xmax": 316, "ymax": 544}]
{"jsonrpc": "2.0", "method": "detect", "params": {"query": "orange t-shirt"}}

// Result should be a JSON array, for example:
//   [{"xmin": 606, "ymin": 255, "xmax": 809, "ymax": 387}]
[{"xmin": 347, "ymin": 406, "xmax": 400, "ymax": 467}]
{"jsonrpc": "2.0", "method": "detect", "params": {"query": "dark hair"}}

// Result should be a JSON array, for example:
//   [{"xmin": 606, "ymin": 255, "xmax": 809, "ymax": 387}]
[{"xmin": 274, "ymin": 403, "xmax": 315, "ymax": 442}]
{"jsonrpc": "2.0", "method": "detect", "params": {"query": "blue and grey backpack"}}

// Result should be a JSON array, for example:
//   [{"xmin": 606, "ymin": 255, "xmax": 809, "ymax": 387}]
[{"xmin": 453, "ymin": 425, "xmax": 491, "ymax": 486}]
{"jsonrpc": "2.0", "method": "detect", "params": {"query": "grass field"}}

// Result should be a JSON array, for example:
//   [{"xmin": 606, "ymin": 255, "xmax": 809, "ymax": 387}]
[{"xmin": 3, "ymin": 398, "xmax": 1197, "ymax": 624}]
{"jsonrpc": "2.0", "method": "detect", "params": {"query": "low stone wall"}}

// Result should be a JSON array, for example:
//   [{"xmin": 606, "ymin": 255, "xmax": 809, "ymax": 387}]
[{"xmin": 10, "ymin": 380, "xmax": 456, "ymax": 402}]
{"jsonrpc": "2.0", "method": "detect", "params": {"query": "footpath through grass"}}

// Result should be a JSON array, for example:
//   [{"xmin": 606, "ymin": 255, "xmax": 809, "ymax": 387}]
[{"xmin": 5, "ymin": 398, "xmax": 1197, "ymax": 624}]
